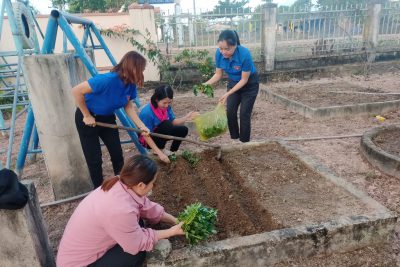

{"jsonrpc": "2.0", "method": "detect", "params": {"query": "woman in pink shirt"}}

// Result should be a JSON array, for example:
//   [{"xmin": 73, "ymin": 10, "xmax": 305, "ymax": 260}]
[{"xmin": 57, "ymin": 155, "xmax": 184, "ymax": 267}]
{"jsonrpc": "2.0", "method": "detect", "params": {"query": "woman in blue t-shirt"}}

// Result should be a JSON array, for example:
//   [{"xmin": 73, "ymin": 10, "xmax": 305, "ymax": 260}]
[
  {"xmin": 72, "ymin": 51, "xmax": 169, "ymax": 188},
  {"xmin": 139, "ymin": 85, "xmax": 198, "ymax": 154},
  {"xmin": 204, "ymin": 30, "xmax": 259, "ymax": 143}
]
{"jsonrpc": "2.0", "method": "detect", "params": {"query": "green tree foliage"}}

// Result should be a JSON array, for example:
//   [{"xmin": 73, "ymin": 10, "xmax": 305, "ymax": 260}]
[
  {"xmin": 51, "ymin": 0, "xmax": 138, "ymax": 13},
  {"xmin": 204, "ymin": 0, "xmax": 251, "ymax": 19},
  {"xmin": 316, "ymin": 0, "xmax": 389, "ymax": 9}
]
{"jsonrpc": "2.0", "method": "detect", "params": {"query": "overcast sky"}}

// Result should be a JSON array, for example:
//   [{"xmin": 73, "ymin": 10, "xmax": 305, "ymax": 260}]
[{"xmin": 29, "ymin": 0, "xmax": 297, "ymax": 14}]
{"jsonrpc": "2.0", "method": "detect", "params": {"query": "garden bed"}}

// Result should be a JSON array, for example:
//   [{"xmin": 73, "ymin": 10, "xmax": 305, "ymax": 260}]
[
  {"xmin": 361, "ymin": 125, "xmax": 400, "ymax": 178},
  {"xmin": 148, "ymin": 142, "xmax": 396, "ymax": 266},
  {"xmin": 261, "ymin": 81, "xmax": 400, "ymax": 118}
]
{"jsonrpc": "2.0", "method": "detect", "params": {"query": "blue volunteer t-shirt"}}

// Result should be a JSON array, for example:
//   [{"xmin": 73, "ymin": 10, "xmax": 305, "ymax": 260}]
[
  {"xmin": 139, "ymin": 103, "xmax": 176, "ymax": 132},
  {"xmin": 85, "ymin": 72, "xmax": 137, "ymax": 115},
  {"xmin": 215, "ymin": 45, "xmax": 257, "ymax": 82}
]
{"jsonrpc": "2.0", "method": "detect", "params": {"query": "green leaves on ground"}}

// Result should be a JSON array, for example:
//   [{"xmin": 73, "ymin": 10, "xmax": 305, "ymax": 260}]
[
  {"xmin": 177, "ymin": 203, "xmax": 218, "ymax": 245},
  {"xmin": 168, "ymin": 153, "xmax": 177, "ymax": 162},
  {"xmin": 193, "ymin": 84, "xmax": 214, "ymax": 98},
  {"xmin": 182, "ymin": 150, "xmax": 200, "ymax": 167}
]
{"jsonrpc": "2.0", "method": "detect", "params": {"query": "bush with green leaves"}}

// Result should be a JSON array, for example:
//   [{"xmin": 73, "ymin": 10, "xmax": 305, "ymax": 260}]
[{"xmin": 177, "ymin": 203, "xmax": 218, "ymax": 245}]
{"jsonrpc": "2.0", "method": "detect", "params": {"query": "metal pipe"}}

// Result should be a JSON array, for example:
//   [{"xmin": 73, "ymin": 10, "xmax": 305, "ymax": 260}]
[
  {"xmin": 0, "ymin": 0, "xmax": 6, "ymax": 41},
  {"xmin": 6, "ymin": 57, "xmax": 22, "ymax": 168},
  {"xmin": 90, "ymin": 24, "xmax": 118, "ymax": 66},
  {"xmin": 16, "ymin": 107, "xmax": 35, "ymax": 175},
  {"xmin": 57, "ymin": 13, "xmax": 98, "ymax": 76},
  {"xmin": 41, "ymin": 14, "xmax": 59, "ymax": 54},
  {"xmin": 51, "ymin": 10, "xmax": 92, "ymax": 25}
]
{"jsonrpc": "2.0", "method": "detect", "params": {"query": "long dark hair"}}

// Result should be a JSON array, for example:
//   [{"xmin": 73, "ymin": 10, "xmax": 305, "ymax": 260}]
[
  {"xmin": 218, "ymin": 30, "xmax": 241, "ymax": 46},
  {"xmin": 111, "ymin": 51, "xmax": 146, "ymax": 87},
  {"xmin": 101, "ymin": 155, "xmax": 158, "ymax": 192},
  {"xmin": 150, "ymin": 85, "xmax": 174, "ymax": 108}
]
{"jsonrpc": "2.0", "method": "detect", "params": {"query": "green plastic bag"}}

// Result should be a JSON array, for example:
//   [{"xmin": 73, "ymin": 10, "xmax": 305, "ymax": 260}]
[{"xmin": 194, "ymin": 104, "xmax": 227, "ymax": 141}]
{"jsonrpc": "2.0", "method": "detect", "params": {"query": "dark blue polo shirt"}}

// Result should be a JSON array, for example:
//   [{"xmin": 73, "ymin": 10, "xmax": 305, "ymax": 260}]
[
  {"xmin": 215, "ymin": 45, "xmax": 257, "ymax": 82},
  {"xmin": 85, "ymin": 72, "xmax": 137, "ymax": 115},
  {"xmin": 139, "ymin": 103, "xmax": 176, "ymax": 132}
]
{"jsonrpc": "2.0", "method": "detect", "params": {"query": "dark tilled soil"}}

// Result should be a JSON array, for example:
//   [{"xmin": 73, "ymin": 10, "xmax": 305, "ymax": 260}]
[
  {"xmin": 373, "ymin": 129, "xmax": 400, "ymax": 157},
  {"xmin": 222, "ymin": 143, "xmax": 371, "ymax": 226},
  {"xmin": 270, "ymin": 81, "xmax": 400, "ymax": 108},
  {"xmin": 151, "ymin": 149, "xmax": 283, "ymax": 248},
  {"xmin": 150, "ymin": 143, "xmax": 370, "ymax": 249}
]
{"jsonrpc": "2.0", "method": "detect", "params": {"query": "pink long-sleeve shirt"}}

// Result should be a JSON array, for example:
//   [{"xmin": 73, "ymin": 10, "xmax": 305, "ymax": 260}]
[{"xmin": 56, "ymin": 181, "xmax": 165, "ymax": 267}]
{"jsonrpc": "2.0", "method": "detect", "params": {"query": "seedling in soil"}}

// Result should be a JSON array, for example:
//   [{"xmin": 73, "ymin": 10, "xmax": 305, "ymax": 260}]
[
  {"xmin": 168, "ymin": 153, "xmax": 177, "ymax": 162},
  {"xmin": 177, "ymin": 202, "xmax": 217, "ymax": 245},
  {"xmin": 182, "ymin": 150, "xmax": 200, "ymax": 167},
  {"xmin": 193, "ymin": 84, "xmax": 214, "ymax": 98}
]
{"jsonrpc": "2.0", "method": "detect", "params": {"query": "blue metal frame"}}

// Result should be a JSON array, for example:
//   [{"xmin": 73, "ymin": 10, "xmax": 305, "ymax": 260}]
[{"xmin": 16, "ymin": 9, "xmax": 147, "ymax": 173}]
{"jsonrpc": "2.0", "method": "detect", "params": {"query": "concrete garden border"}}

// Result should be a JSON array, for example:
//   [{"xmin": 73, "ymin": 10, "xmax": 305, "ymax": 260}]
[
  {"xmin": 360, "ymin": 125, "xmax": 400, "ymax": 178},
  {"xmin": 147, "ymin": 141, "xmax": 397, "ymax": 267},
  {"xmin": 260, "ymin": 88, "xmax": 400, "ymax": 119}
]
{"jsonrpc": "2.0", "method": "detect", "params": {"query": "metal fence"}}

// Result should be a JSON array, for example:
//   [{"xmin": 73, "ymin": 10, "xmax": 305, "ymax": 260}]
[
  {"xmin": 157, "ymin": 3, "xmax": 400, "ymax": 62},
  {"xmin": 156, "ymin": 7, "xmax": 263, "ymax": 60},
  {"xmin": 276, "ymin": 4, "xmax": 369, "ymax": 60},
  {"xmin": 378, "ymin": 1, "xmax": 400, "ymax": 52}
]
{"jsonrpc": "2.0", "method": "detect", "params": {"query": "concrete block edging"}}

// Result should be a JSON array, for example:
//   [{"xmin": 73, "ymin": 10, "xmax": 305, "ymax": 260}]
[{"xmin": 260, "ymin": 88, "xmax": 400, "ymax": 119}]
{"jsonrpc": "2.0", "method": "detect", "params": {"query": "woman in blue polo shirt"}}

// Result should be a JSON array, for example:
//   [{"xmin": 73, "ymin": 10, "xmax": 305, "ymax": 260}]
[
  {"xmin": 72, "ymin": 51, "xmax": 169, "ymax": 188},
  {"xmin": 139, "ymin": 85, "xmax": 198, "ymax": 154},
  {"xmin": 204, "ymin": 30, "xmax": 259, "ymax": 143}
]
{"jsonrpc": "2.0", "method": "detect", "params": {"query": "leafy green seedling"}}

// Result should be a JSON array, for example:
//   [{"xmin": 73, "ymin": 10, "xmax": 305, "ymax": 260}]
[
  {"xmin": 177, "ymin": 203, "xmax": 217, "ymax": 245},
  {"xmin": 193, "ymin": 84, "xmax": 214, "ymax": 98},
  {"xmin": 182, "ymin": 150, "xmax": 200, "ymax": 167},
  {"xmin": 168, "ymin": 153, "xmax": 177, "ymax": 162}
]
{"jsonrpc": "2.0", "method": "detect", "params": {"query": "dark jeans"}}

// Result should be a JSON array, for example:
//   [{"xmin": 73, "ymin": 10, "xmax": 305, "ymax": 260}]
[
  {"xmin": 227, "ymin": 73, "xmax": 259, "ymax": 142},
  {"xmin": 87, "ymin": 244, "xmax": 146, "ymax": 267},
  {"xmin": 75, "ymin": 108, "xmax": 124, "ymax": 188},
  {"xmin": 152, "ymin": 120, "xmax": 188, "ymax": 152}
]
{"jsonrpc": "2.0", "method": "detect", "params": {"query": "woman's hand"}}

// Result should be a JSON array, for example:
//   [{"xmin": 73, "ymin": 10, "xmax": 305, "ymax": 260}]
[
  {"xmin": 185, "ymin": 111, "xmax": 200, "ymax": 122},
  {"xmin": 157, "ymin": 152, "xmax": 170, "ymax": 164},
  {"xmin": 219, "ymin": 92, "xmax": 230, "ymax": 105},
  {"xmin": 83, "ymin": 115, "xmax": 96, "ymax": 127},
  {"xmin": 139, "ymin": 125, "xmax": 150, "ymax": 136},
  {"xmin": 170, "ymin": 222, "xmax": 185, "ymax": 236}
]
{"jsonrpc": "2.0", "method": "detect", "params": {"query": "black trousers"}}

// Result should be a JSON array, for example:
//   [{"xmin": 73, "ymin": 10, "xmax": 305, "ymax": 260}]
[
  {"xmin": 151, "ymin": 120, "xmax": 188, "ymax": 152},
  {"xmin": 75, "ymin": 108, "xmax": 124, "ymax": 188},
  {"xmin": 227, "ymin": 73, "xmax": 259, "ymax": 142},
  {"xmin": 87, "ymin": 244, "xmax": 146, "ymax": 267}
]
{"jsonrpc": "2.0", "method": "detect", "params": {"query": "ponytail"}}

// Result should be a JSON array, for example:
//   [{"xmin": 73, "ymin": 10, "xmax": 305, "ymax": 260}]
[
  {"xmin": 233, "ymin": 30, "xmax": 241, "ymax": 46},
  {"xmin": 101, "ymin": 176, "xmax": 120, "ymax": 192}
]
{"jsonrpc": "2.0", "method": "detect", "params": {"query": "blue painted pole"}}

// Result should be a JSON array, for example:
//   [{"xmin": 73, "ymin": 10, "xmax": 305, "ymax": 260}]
[
  {"xmin": 0, "ymin": 113, "xmax": 5, "ymax": 130},
  {"xmin": 63, "ymin": 32, "xmax": 68, "ymax": 53},
  {"xmin": 27, "ymin": 125, "xmax": 39, "ymax": 162},
  {"xmin": 5, "ymin": 0, "xmax": 24, "ymax": 55},
  {"xmin": 81, "ymin": 27, "xmax": 90, "ymax": 47},
  {"xmin": 57, "ymin": 13, "xmax": 98, "ymax": 76},
  {"xmin": 90, "ymin": 24, "xmax": 117, "ymax": 66},
  {"xmin": 115, "ymin": 109, "xmax": 147, "ymax": 154},
  {"xmin": 41, "ymin": 13, "xmax": 59, "ymax": 54},
  {"xmin": 16, "ymin": 106, "xmax": 35, "ymax": 175},
  {"xmin": 6, "ymin": 57, "xmax": 22, "ymax": 168},
  {"xmin": 0, "ymin": 0, "xmax": 6, "ymax": 41}
]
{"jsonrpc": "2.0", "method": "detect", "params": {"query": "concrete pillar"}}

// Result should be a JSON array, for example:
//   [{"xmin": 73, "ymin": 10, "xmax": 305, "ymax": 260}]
[
  {"xmin": 23, "ymin": 53, "xmax": 93, "ymax": 200},
  {"xmin": 128, "ymin": 3, "xmax": 160, "ymax": 81},
  {"xmin": 363, "ymin": 3, "xmax": 382, "ymax": 62},
  {"xmin": 0, "ymin": 181, "xmax": 55, "ymax": 267},
  {"xmin": 261, "ymin": 3, "xmax": 277, "ymax": 71},
  {"xmin": 188, "ymin": 16, "xmax": 195, "ymax": 46},
  {"xmin": 175, "ymin": 2, "xmax": 184, "ymax": 47}
]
